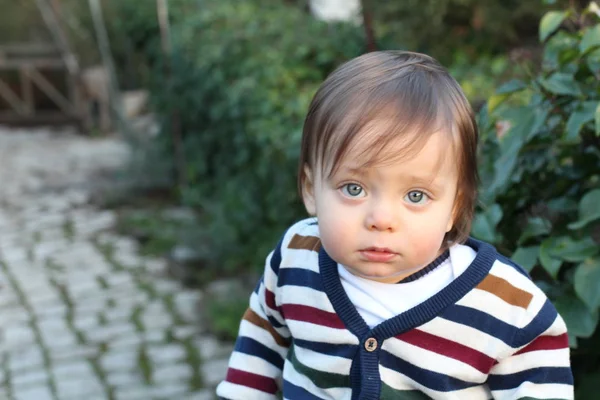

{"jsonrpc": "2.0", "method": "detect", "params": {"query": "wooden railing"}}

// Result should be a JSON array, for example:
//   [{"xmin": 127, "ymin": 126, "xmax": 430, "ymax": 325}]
[{"xmin": 0, "ymin": 43, "xmax": 83, "ymax": 125}]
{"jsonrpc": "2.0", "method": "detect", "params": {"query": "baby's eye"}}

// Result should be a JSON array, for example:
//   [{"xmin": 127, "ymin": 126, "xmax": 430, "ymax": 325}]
[
  {"xmin": 405, "ymin": 190, "xmax": 429, "ymax": 205},
  {"xmin": 341, "ymin": 183, "xmax": 365, "ymax": 198}
]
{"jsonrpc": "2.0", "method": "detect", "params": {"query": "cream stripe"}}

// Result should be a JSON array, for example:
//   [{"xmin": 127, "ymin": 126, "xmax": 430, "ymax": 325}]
[
  {"xmin": 216, "ymin": 381, "xmax": 280, "ymax": 400},
  {"xmin": 380, "ymin": 365, "xmax": 492, "ymax": 399},
  {"xmin": 286, "ymin": 319, "xmax": 358, "ymax": 344},
  {"xmin": 280, "ymin": 220, "xmax": 321, "ymax": 272},
  {"xmin": 457, "ymin": 282, "xmax": 548, "ymax": 329},
  {"xmin": 382, "ymin": 337, "xmax": 488, "ymax": 381},
  {"xmin": 490, "ymin": 348, "xmax": 570, "ymax": 375},
  {"xmin": 419, "ymin": 317, "xmax": 513, "ymax": 357},
  {"xmin": 263, "ymin": 252, "xmax": 281, "ymax": 291},
  {"xmin": 294, "ymin": 344, "xmax": 352, "ymax": 374},
  {"xmin": 243, "ymin": 308, "xmax": 289, "ymax": 347},
  {"xmin": 379, "ymin": 365, "xmax": 415, "ymax": 390},
  {"xmin": 519, "ymin": 288, "xmax": 548, "ymax": 325},
  {"xmin": 457, "ymin": 289, "xmax": 529, "ymax": 328},
  {"xmin": 282, "ymin": 219, "xmax": 320, "ymax": 248},
  {"xmin": 229, "ymin": 351, "xmax": 282, "ymax": 377},
  {"xmin": 280, "ymin": 286, "xmax": 335, "ymax": 313},
  {"xmin": 239, "ymin": 320, "xmax": 289, "ymax": 358},
  {"xmin": 250, "ymin": 291, "xmax": 285, "ymax": 327},
  {"xmin": 489, "ymin": 261, "xmax": 542, "ymax": 294},
  {"xmin": 491, "ymin": 382, "xmax": 573, "ymax": 400},
  {"xmin": 282, "ymin": 358, "xmax": 352, "ymax": 400},
  {"xmin": 542, "ymin": 314, "xmax": 568, "ymax": 336},
  {"xmin": 280, "ymin": 249, "xmax": 320, "ymax": 273}
]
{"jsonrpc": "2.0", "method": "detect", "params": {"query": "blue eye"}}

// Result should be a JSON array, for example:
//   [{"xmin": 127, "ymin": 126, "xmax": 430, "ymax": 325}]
[
  {"xmin": 405, "ymin": 190, "xmax": 429, "ymax": 204},
  {"xmin": 341, "ymin": 183, "xmax": 365, "ymax": 197}
]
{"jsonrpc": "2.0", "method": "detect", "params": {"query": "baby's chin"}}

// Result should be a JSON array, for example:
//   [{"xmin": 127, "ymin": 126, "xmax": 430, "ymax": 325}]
[{"xmin": 343, "ymin": 263, "xmax": 425, "ymax": 283}]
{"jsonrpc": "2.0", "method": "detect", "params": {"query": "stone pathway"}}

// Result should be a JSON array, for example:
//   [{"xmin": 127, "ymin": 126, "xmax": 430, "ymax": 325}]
[{"xmin": 0, "ymin": 127, "xmax": 230, "ymax": 400}]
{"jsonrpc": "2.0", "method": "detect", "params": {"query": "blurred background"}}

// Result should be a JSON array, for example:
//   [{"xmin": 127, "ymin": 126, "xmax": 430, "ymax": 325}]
[{"xmin": 0, "ymin": 0, "xmax": 599, "ymax": 399}]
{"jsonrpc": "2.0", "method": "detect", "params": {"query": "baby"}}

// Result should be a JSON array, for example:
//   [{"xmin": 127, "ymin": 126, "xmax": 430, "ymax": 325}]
[{"xmin": 216, "ymin": 51, "xmax": 573, "ymax": 399}]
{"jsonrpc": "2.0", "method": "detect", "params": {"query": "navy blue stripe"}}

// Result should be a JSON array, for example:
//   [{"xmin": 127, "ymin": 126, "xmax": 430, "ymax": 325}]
[
  {"xmin": 252, "ymin": 278, "xmax": 285, "ymax": 329},
  {"xmin": 269, "ymin": 235, "xmax": 284, "ymax": 275},
  {"xmin": 515, "ymin": 299, "xmax": 557, "ymax": 347},
  {"xmin": 488, "ymin": 367, "xmax": 573, "ymax": 390},
  {"xmin": 380, "ymin": 350, "xmax": 479, "ymax": 392},
  {"xmin": 253, "ymin": 276, "xmax": 263, "ymax": 295},
  {"xmin": 293, "ymin": 338, "xmax": 357, "ymax": 359},
  {"xmin": 278, "ymin": 268, "xmax": 324, "ymax": 291},
  {"xmin": 266, "ymin": 314, "xmax": 285, "ymax": 329},
  {"xmin": 235, "ymin": 336, "xmax": 284, "ymax": 369},
  {"xmin": 283, "ymin": 379, "xmax": 327, "ymax": 399},
  {"xmin": 440, "ymin": 304, "xmax": 517, "ymax": 345}
]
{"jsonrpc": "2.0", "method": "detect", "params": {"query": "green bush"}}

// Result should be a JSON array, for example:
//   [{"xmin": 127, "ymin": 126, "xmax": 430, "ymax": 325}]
[
  {"xmin": 149, "ymin": 0, "xmax": 364, "ymax": 271},
  {"xmin": 363, "ymin": 0, "xmax": 575, "ymax": 64},
  {"xmin": 474, "ymin": 4, "xmax": 600, "ymax": 395}
]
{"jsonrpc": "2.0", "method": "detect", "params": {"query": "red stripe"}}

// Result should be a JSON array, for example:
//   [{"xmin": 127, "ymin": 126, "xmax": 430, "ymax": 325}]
[
  {"xmin": 265, "ymin": 288, "xmax": 282, "ymax": 315},
  {"xmin": 515, "ymin": 333, "xmax": 569, "ymax": 355},
  {"xmin": 225, "ymin": 368, "xmax": 278, "ymax": 394},
  {"xmin": 396, "ymin": 329, "xmax": 496, "ymax": 374},
  {"xmin": 281, "ymin": 304, "xmax": 345, "ymax": 329}
]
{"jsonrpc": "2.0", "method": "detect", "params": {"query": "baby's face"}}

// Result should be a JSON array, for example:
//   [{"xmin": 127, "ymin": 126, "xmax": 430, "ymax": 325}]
[{"xmin": 304, "ymin": 130, "xmax": 459, "ymax": 283}]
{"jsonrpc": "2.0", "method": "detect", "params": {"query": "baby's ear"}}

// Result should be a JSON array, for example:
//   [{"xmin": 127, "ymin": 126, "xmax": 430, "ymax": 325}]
[
  {"xmin": 301, "ymin": 165, "xmax": 316, "ymax": 216},
  {"xmin": 446, "ymin": 193, "xmax": 460, "ymax": 233},
  {"xmin": 445, "ymin": 209, "xmax": 454, "ymax": 233}
]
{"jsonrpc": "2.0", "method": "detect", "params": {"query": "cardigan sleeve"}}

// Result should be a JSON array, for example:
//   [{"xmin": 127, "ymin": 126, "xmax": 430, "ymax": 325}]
[
  {"xmin": 216, "ymin": 236, "xmax": 291, "ymax": 400},
  {"xmin": 487, "ymin": 298, "xmax": 574, "ymax": 399}
]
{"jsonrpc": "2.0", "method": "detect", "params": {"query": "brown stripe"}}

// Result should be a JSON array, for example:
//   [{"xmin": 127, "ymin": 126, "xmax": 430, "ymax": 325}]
[
  {"xmin": 476, "ymin": 274, "xmax": 533, "ymax": 309},
  {"xmin": 288, "ymin": 234, "xmax": 321, "ymax": 252},
  {"xmin": 243, "ymin": 308, "xmax": 290, "ymax": 347}
]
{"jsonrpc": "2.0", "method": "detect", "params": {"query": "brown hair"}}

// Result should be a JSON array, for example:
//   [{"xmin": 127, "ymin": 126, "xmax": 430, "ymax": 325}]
[{"xmin": 297, "ymin": 51, "xmax": 479, "ymax": 245}]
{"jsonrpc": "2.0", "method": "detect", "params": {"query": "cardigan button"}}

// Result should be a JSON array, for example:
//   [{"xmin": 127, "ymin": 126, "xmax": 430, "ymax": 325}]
[{"xmin": 364, "ymin": 337, "xmax": 378, "ymax": 352}]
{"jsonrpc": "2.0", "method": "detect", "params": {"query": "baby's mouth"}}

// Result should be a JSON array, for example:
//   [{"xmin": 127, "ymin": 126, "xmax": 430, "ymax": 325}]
[{"xmin": 360, "ymin": 247, "xmax": 397, "ymax": 262}]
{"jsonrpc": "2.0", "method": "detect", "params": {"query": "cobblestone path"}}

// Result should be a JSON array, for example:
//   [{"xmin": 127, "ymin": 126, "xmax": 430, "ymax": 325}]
[{"xmin": 0, "ymin": 127, "xmax": 230, "ymax": 400}]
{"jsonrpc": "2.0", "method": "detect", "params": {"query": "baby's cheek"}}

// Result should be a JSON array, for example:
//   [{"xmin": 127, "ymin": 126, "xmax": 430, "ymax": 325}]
[
  {"xmin": 410, "ymin": 229, "xmax": 447, "ymax": 260},
  {"xmin": 319, "ymin": 219, "xmax": 351, "ymax": 256}
]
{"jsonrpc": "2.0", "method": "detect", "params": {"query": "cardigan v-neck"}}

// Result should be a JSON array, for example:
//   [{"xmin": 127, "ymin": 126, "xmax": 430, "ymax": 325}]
[{"xmin": 320, "ymin": 238, "xmax": 498, "ymax": 400}]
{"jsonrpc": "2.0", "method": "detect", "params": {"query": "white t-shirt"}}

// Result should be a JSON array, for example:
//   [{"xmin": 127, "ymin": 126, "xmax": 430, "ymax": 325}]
[{"xmin": 338, "ymin": 243, "xmax": 477, "ymax": 328}]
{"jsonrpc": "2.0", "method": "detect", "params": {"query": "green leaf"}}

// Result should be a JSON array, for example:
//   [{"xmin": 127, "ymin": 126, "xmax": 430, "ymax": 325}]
[
  {"xmin": 495, "ymin": 79, "xmax": 527, "ymax": 95},
  {"xmin": 540, "ymin": 11, "xmax": 568, "ymax": 42},
  {"xmin": 574, "ymin": 257, "xmax": 600, "ymax": 310},
  {"xmin": 575, "ymin": 371, "xmax": 600, "ymax": 399},
  {"xmin": 518, "ymin": 217, "xmax": 552, "ymax": 245},
  {"xmin": 565, "ymin": 101, "xmax": 598, "ymax": 141},
  {"xmin": 487, "ymin": 94, "xmax": 509, "ymax": 114},
  {"xmin": 568, "ymin": 334, "xmax": 578, "ymax": 348},
  {"xmin": 554, "ymin": 294, "xmax": 599, "ymax": 339},
  {"xmin": 487, "ymin": 106, "xmax": 549, "ymax": 195},
  {"xmin": 543, "ymin": 31, "xmax": 579, "ymax": 70},
  {"xmin": 547, "ymin": 197, "xmax": 578, "ymax": 214},
  {"xmin": 471, "ymin": 204, "xmax": 503, "ymax": 243},
  {"xmin": 539, "ymin": 73, "xmax": 582, "ymax": 96},
  {"xmin": 587, "ymin": 48, "xmax": 600, "ymax": 73},
  {"xmin": 596, "ymin": 102, "xmax": 600, "ymax": 136},
  {"xmin": 551, "ymin": 236, "xmax": 599, "ymax": 262},
  {"xmin": 568, "ymin": 189, "xmax": 600, "ymax": 229},
  {"xmin": 580, "ymin": 25, "xmax": 600, "ymax": 55},
  {"xmin": 512, "ymin": 246, "xmax": 540, "ymax": 272},
  {"xmin": 540, "ymin": 237, "xmax": 563, "ymax": 278}
]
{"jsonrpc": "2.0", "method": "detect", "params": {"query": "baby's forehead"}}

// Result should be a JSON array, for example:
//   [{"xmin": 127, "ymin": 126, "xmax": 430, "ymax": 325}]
[{"xmin": 323, "ymin": 117, "xmax": 458, "ymax": 175}]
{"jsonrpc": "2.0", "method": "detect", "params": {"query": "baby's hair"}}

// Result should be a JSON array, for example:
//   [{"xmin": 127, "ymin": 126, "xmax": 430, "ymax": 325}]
[{"xmin": 298, "ymin": 51, "xmax": 479, "ymax": 245}]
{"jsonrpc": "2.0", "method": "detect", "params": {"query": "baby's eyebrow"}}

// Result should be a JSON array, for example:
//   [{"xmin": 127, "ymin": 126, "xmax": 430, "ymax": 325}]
[
  {"xmin": 404, "ymin": 175, "xmax": 445, "ymax": 191},
  {"xmin": 338, "ymin": 166, "xmax": 367, "ymax": 176}
]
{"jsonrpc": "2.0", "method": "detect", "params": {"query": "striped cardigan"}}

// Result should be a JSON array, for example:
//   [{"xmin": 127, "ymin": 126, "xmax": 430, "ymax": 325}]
[{"xmin": 216, "ymin": 219, "xmax": 573, "ymax": 400}]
